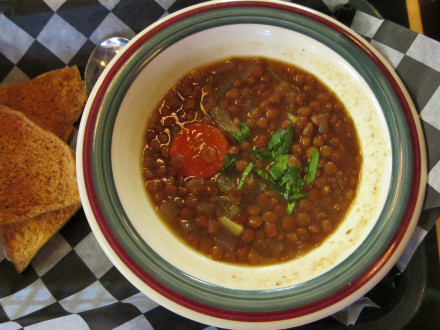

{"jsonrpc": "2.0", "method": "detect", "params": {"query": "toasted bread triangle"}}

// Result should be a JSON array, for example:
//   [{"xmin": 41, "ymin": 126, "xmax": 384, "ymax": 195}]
[
  {"xmin": 0, "ymin": 203, "xmax": 81, "ymax": 273},
  {"xmin": 0, "ymin": 105, "xmax": 80, "ymax": 225},
  {"xmin": 0, "ymin": 66, "xmax": 87, "ymax": 142}
]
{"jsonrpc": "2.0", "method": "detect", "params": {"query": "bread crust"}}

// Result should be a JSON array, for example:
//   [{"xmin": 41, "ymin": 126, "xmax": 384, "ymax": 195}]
[{"xmin": 0, "ymin": 106, "xmax": 80, "ymax": 225}]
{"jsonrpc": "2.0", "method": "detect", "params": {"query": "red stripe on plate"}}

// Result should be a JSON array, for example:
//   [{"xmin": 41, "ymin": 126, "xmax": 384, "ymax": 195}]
[{"xmin": 82, "ymin": 0, "xmax": 423, "ymax": 323}]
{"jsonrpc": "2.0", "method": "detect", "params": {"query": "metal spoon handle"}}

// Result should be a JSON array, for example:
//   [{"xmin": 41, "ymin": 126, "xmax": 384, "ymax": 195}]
[{"xmin": 84, "ymin": 37, "xmax": 129, "ymax": 94}]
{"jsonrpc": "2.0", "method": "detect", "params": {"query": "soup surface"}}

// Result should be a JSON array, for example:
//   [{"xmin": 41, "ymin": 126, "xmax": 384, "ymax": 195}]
[{"xmin": 142, "ymin": 57, "xmax": 362, "ymax": 266}]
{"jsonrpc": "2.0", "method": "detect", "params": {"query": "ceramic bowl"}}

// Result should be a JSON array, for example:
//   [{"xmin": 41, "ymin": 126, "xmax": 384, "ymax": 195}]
[{"xmin": 76, "ymin": 1, "xmax": 426, "ymax": 328}]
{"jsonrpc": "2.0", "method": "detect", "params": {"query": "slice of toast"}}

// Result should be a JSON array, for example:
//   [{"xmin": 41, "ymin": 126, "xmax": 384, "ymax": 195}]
[
  {"xmin": 0, "ymin": 66, "xmax": 87, "ymax": 142},
  {"xmin": 0, "ymin": 202, "xmax": 81, "ymax": 273},
  {"xmin": 0, "ymin": 105, "xmax": 80, "ymax": 225}
]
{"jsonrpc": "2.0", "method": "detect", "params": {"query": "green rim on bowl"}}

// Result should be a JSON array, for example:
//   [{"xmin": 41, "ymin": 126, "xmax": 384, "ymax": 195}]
[{"xmin": 79, "ymin": 0, "xmax": 423, "ymax": 322}]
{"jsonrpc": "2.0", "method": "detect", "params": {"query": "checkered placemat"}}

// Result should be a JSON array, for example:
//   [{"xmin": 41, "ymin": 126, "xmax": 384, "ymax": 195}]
[{"xmin": 1, "ymin": 0, "xmax": 439, "ymax": 329}]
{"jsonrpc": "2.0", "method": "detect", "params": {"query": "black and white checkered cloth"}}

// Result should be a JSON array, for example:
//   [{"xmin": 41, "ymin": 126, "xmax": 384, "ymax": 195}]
[{"xmin": 0, "ymin": 0, "xmax": 439, "ymax": 329}]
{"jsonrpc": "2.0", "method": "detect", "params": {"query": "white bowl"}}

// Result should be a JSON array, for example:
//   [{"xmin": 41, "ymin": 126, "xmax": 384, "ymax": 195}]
[{"xmin": 76, "ymin": 1, "xmax": 426, "ymax": 328}]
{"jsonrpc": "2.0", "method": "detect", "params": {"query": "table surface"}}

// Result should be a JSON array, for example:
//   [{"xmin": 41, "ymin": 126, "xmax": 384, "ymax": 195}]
[
  {"xmin": 373, "ymin": 1, "xmax": 440, "ymax": 329},
  {"xmin": 1, "ymin": 0, "xmax": 440, "ymax": 329}
]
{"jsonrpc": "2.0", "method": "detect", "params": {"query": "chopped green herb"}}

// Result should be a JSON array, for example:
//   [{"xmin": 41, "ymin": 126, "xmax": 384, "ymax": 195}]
[
  {"xmin": 286, "ymin": 200, "xmax": 296, "ymax": 214},
  {"xmin": 255, "ymin": 168, "xmax": 270, "ymax": 181},
  {"xmin": 233, "ymin": 121, "xmax": 251, "ymax": 143},
  {"xmin": 268, "ymin": 125, "xmax": 293, "ymax": 155},
  {"xmin": 223, "ymin": 154, "xmax": 237, "ymax": 170},
  {"xmin": 252, "ymin": 149, "xmax": 272, "ymax": 161},
  {"xmin": 275, "ymin": 164, "xmax": 309, "ymax": 213},
  {"xmin": 268, "ymin": 154, "xmax": 289, "ymax": 181},
  {"xmin": 289, "ymin": 192, "xmax": 308, "ymax": 200},
  {"xmin": 305, "ymin": 150, "xmax": 320, "ymax": 185},
  {"xmin": 233, "ymin": 125, "xmax": 319, "ymax": 214},
  {"xmin": 237, "ymin": 162, "xmax": 254, "ymax": 189}
]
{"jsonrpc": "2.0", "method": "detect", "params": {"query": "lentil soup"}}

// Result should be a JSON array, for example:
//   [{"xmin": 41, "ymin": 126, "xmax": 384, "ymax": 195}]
[{"xmin": 142, "ymin": 57, "xmax": 362, "ymax": 266}]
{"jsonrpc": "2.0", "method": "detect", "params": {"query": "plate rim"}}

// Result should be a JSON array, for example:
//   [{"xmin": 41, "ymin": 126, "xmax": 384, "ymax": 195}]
[{"xmin": 76, "ymin": 0, "xmax": 426, "ymax": 327}]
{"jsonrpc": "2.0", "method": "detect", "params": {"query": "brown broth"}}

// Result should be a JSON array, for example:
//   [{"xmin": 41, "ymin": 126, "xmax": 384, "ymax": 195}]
[{"xmin": 141, "ymin": 57, "xmax": 362, "ymax": 266}]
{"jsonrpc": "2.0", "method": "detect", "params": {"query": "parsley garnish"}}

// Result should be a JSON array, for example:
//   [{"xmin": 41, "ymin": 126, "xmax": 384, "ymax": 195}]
[
  {"xmin": 268, "ymin": 125, "xmax": 293, "ymax": 155},
  {"xmin": 235, "ymin": 124, "xmax": 320, "ymax": 214},
  {"xmin": 223, "ymin": 154, "xmax": 237, "ymax": 170},
  {"xmin": 237, "ymin": 162, "xmax": 254, "ymax": 189},
  {"xmin": 233, "ymin": 122, "xmax": 251, "ymax": 144},
  {"xmin": 305, "ymin": 150, "xmax": 319, "ymax": 185}
]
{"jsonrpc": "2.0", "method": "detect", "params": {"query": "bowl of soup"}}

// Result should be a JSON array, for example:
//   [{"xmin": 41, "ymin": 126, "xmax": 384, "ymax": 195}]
[{"xmin": 76, "ymin": 0, "xmax": 426, "ymax": 328}]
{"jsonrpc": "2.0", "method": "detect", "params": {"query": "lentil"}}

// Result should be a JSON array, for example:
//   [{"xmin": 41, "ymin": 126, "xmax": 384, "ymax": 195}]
[{"xmin": 142, "ymin": 57, "xmax": 362, "ymax": 265}]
